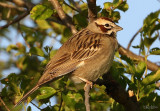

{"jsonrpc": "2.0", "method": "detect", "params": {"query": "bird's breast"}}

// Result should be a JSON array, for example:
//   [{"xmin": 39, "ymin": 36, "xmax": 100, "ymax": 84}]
[{"xmin": 70, "ymin": 37, "xmax": 117, "ymax": 83}]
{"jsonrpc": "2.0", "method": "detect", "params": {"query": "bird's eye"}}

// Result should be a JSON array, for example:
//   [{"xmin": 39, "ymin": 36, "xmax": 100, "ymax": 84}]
[{"xmin": 105, "ymin": 24, "xmax": 109, "ymax": 27}]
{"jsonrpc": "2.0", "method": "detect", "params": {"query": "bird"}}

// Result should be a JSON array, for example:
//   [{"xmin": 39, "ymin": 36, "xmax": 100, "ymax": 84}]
[{"xmin": 14, "ymin": 17, "xmax": 122, "ymax": 107}]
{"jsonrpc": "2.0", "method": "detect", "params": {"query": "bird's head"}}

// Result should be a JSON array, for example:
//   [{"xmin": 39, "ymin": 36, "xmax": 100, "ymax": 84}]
[{"xmin": 87, "ymin": 17, "xmax": 123, "ymax": 35}]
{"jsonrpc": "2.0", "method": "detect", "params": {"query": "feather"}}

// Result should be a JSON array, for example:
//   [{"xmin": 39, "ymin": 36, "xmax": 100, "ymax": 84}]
[{"xmin": 14, "ymin": 85, "xmax": 39, "ymax": 107}]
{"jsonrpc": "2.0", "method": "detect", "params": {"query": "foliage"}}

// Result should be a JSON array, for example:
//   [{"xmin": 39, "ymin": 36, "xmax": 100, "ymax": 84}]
[{"xmin": 0, "ymin": 0, "xmax": 160, "ymax": 111}]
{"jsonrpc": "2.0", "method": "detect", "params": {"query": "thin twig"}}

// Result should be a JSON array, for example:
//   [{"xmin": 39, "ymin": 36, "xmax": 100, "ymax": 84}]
[
  {"xmin": 70, "ymin": 0, "xmax": 82, "ymax": 12},
  {"xmin": 84, "ymin": 83, "xmax": 91, "ymax": 111},
  {"xmin": 63, "ymin": 1, "xmax": 87, "ymax": 18},
  {"xmin": 58, "ymin": 92, "xmax": 63, "ymax": 111},
  {"xmin": 0, "ymin": 12, "xmax": 29, "ymax": 29},
  {"xmin": 18, "ymin": 23, "xmax": 31, "ymax": 49},
  {"xmin": 0, "ymin": 2, "xmax": 26, "ymax": 11},
  {"xmin": 0, "ymin": 2, "xmax": 34, "ymax": 30},
  {"xmin": 127, "ymin": 28, "xmax": 142, "ymax": 50},
  {"xmin": 0, "ymin": 97, "xmax": 11, "ymax": 111},
  {"xmin": 50, "ymin": 0, "xmax": 77, "ymax": 34},
  {"xmin": 118, "ymin": 44, "xmax": 160, "ymax": 71},
  {"xmin": 63, "ymin": 1, "xmax": 80, "ymax": 12},
  {"xmin": 30, "ymin": 102, "xmax": 41, "ymax": 110}
]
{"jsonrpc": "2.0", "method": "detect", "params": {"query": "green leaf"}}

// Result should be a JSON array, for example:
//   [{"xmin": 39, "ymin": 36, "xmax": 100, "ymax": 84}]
[
  {"xmin": 142, "ymin": 10, "xmax": 160, "ymax": 37},
  {"xmin": 27, "ymin": 106, "xmax": 32, "ymax": 111},
  {"xmin": 51, "ymin": 22, "xmax": 64, "ymax": 34},
  {"xmin": 127, "ymin": 64, "xmax": 136, "ymax": 75},
  {"xmin": 121, "ymin": 55, "xmax": 134, "ymax": 66},
  {"xmin": 29, "ymin": 47, "xmax": 45, "ymax": 57},
  {"xmin": 144, "ymin": 36, "xmax": 157, "ymax": 48},
  {"xmin": 50, "ymin": 50, "xmax": 57, "ymax": 58},
  {"xmin": 113, "ymin": 0, "xmax": 120, "ymax": 6},
  {"xmin": 112, "ymin": 11, "xmax": 120, "ymax": 22},
  {"xmin": 132, "ymin": 45, "xmax": 140, "ymax": 49},
  {"xmin": 61, "ymin": 27, "xmax": 72, "ymax": 43},
  {"xmin": 6, "ymin": 44, "xmax": 18, "ymax": 52},
  {"xmin": 73, "ymin": 14, "xmax": 88, "ymax": 28},
  {"xmin": 62, "ymin": 27, "xmax": 72, "ymax": 39},
  {"xmin": 30, "ymin": 4, "xmax": 53, "ymax": 20},
  {"xmin": 135, "ymin": 62, "xmax": 146, "ymax": 79},
  {"xmin": 44, "ymin": 46, "xmax": 53, "ymax": 53},
  {"xmin": 62, "ymin": 92, "xmax": 76, "ymax": 107},
  {"xmin": 104, "ymin": 2, "xmax": 113, "ymax": 9},
  {"xmin": 36, "ymin": 87, "xmax": 56, "ymax": 100},
  {"xmin": 115, "ymin": 51, "xmax": 120, "ymax": 58},
  {"xmin": 150, "ymin": 24, "xmax": 160, "ymax": 36},
  {"xmin": 150, "ymin": 47, "xmax": 160, "ymax": 55},
  {"xmin": 36, "ymin": 20, "xmax": 51, "ymax": 29},
  {"xmin": 139, "ymin": 84, "xmax": 156, "ymax": 99},
  {"xmin": 142, "ymin": 70, "xmax": 160, "ymax": 85},
  {"xmin": 117, "ymin": 1, "xmax": 129, "ymax": 12},
  {"xmin": 143, "ymin": 10, "xmax": 160, "ymax": 26}
]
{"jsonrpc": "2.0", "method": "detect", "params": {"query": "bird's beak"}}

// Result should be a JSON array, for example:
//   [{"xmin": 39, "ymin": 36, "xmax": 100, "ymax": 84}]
[{"xmin": 115, "ymin": 25, "xmax": 123, "ymax": 32}]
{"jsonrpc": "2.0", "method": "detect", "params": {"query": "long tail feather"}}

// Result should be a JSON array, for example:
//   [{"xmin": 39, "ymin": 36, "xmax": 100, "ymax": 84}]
[{"xmin": 14, "ymin": 85, "xmax": 39, "ymax": 107}]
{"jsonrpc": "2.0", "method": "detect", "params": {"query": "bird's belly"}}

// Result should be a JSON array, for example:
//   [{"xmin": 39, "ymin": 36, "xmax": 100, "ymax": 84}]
[{"xmin": 70, "ymin": 49, "xmax": 115, "ymax": 84}]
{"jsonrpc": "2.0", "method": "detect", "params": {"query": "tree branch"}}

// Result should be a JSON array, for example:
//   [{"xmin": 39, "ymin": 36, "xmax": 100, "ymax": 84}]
[
  {"xmin": 127, "ymin": 28, "xmax": 142, "ymax": 50},
  {"xmin": 84, "ymin": 84, "xmax": 91, "ymax": 111},
  {"xmin": 50, "ymin": 0, "xmax": 77, "ymax": 34},
  {"xmin": 0, "ymin": 97, "xmax": 11, "ymax": 111},
  {"xmin": 12, "ymin": 0, "xmax": 25, "ymax": 7},
  {"xmin": 95, "ymin": 73, "xmax": 140, "ymax": 111},
  {"xmin": 87, "ymin": 0, "xmax": 97, "ymax": 22},
  {"xmin": 118, "ymin": 44, "xmax": 160, "ymax": 71},
  {"xmin": 0, "ymin": 2, "xmax": 26, "ymax": 11},
  {"xmin": 30, "ymin": 102, "xmax": 41, "ymax": 110},
  {"xmin": 0, "ymin": 3, "xmax": 34, "ymax": 30},
  {"xmin": 0, "ymin": 12, "xmax": 29, "ymax": 30}
]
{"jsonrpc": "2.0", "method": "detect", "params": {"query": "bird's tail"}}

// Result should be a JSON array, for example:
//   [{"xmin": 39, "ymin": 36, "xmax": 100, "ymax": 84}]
[{"xmin": 14, "ymin": 85, "xmax": 39, "ymax": 107}]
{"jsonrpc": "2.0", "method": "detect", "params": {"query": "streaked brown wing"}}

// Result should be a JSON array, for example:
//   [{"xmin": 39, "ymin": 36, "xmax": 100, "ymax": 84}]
[
  {"xmin": 37, "ymin": 29, "xmax": 102, "ymax": 85},
  {"xmin": 71, "ymin": 31, "xmax": 101, "ymax": 60}
]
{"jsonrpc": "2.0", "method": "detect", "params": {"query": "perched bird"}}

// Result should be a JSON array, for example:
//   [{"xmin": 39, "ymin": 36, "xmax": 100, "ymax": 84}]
[{"xmin": 14, "ymin": 17, "xmax": 122, "ymax": 106}]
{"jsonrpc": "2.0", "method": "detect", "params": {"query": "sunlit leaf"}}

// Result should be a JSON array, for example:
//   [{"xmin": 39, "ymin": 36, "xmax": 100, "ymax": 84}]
[
  {"xmin": 150, "ymin": 47, "xmax": 160, "ymax": 55},
  {"xmin": 144, "ymin": 36, "xmax": 157, "ymax": 48},
  {"xmin": 117, "ymin": 1, "xmax": 129, "ymax": 12},
  {"xmin": 30, "ymin": 4, "xmax": 53, "ymax": 20},
  {"xmin": 50, "ymin": 50, "xmax": 57, "ymax": 58},
  {"xmin": 6, "ymin": 44, "xmax": 18, "ymax": 52},
  {"xmin": 36, "ymin": 20, "xmax": 51, "ymax": 29},
  {"xmin": 142, "ymin": 70, "xmax": 160, "ymax": 85},
  {"xmin": 143, "ymin": 10, "xmax": 160, "ymax": 26},
  {"xmin": 139, "ymin": 84, "xmax": 156, "ymax": 99},
  {"xmin": 112, "ymin": 11, "xmax": 120, "ymax": 22},
  {"xmin": 113, "ymin": 0, "xmax": 120, "ymax": 7},
  {"xmin": 29, "ymin": 47, "xmax": 45, "ymax": 57},
  {"xmin": 135, "ymin": 62, "xmax": 146, "ymax": 79},
  {"xmin": 142, "ymin": 10, "xmax": 160, "ymax": 37},
  {"xmin": 36, "ymin": 87, "xmax": 56, "ymax": 100},
  {"xmin": 104, "ymin": 2, "xmax": 113, "ymax": 9}
]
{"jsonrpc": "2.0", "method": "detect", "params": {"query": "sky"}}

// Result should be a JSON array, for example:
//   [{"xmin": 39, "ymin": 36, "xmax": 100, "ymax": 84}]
[{"xmin": 0, "ymin": 0, "xmax": 160, "ymax": 111}]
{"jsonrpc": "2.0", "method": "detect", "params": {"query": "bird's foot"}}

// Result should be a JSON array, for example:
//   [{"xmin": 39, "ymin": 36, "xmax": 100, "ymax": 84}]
[{"xmin": 77, "ymin": 77, "xmax": 93, "ymax": 89}]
